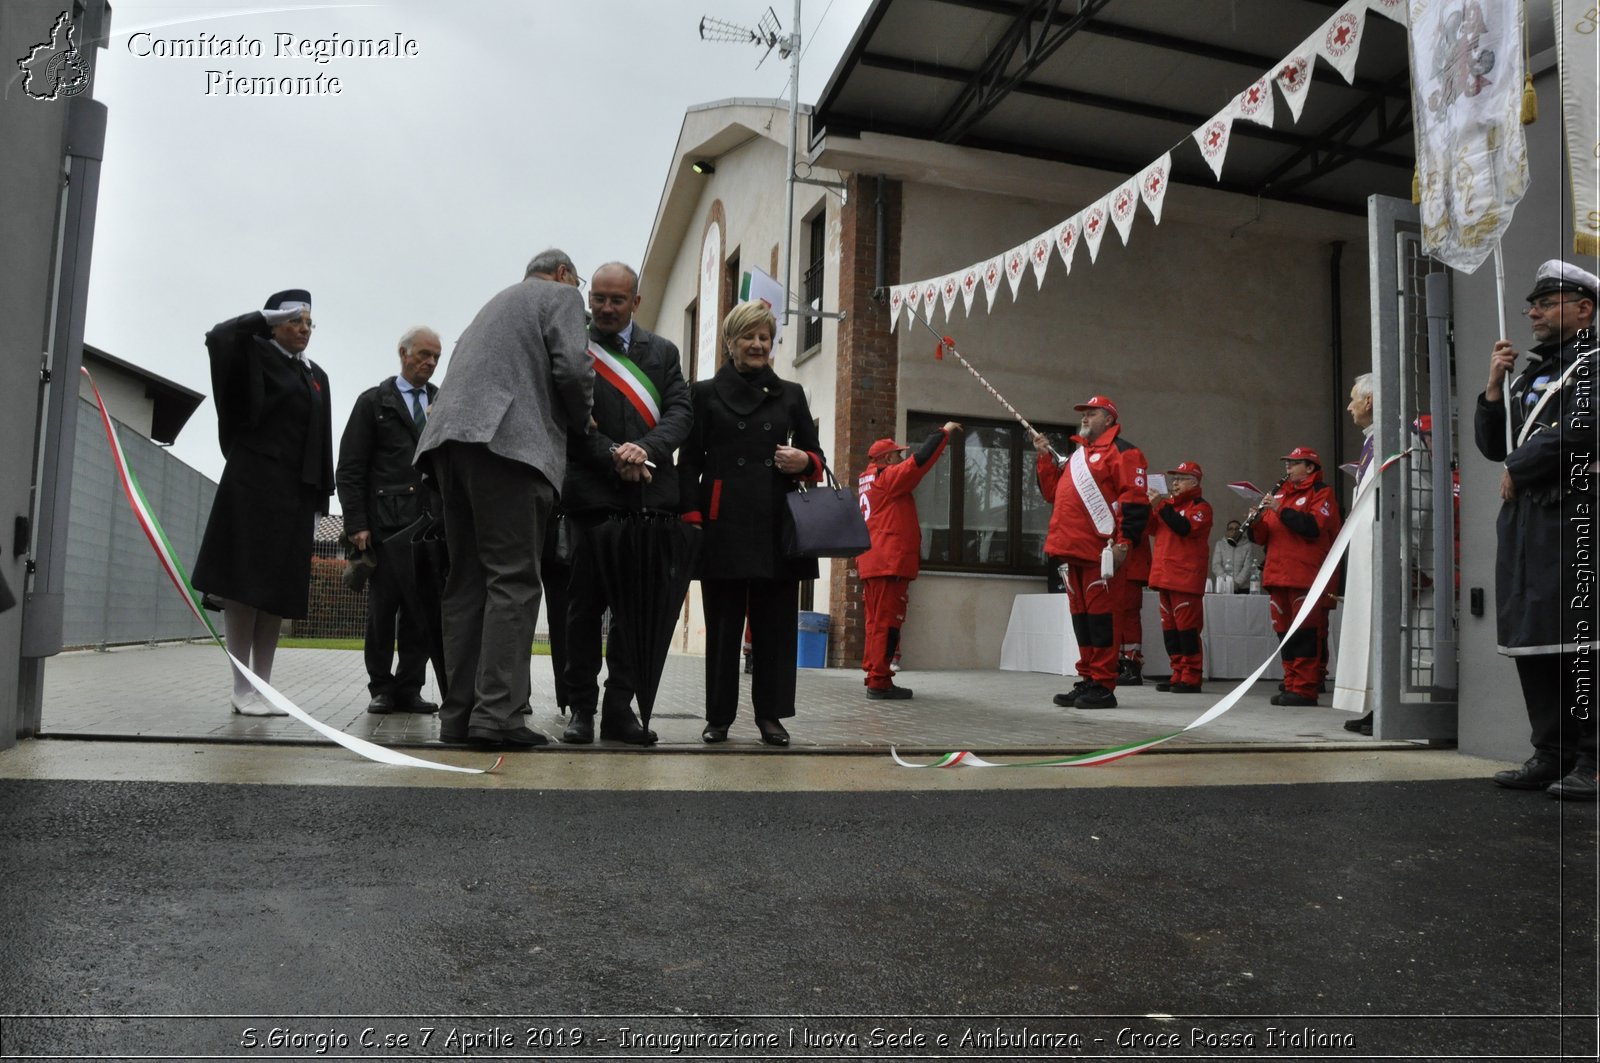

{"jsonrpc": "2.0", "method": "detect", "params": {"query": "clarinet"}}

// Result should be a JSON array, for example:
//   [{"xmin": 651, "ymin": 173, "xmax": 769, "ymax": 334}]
[{"xmin": 1230, "ymin": 475, "xmax": 1288, "ymax": 545}]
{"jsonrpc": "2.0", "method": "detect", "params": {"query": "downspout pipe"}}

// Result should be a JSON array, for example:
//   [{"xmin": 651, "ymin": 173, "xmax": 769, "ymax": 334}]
[{"xmin": 1329, "ymin": 240, "xmax": 1345, "ymax": 482}]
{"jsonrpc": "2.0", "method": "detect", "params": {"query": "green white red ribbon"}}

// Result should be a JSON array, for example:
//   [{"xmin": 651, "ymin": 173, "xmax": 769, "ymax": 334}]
[
  {"xmin": 82, "ymin": 367, "xmax": 499, "ymax": 775},
  {"xmin": 587, "ymin": 339, "xmax": 660, "ymax": 428},
  {"xmin": 894, "ymin": 451, "xmax": 1408, "ymax": 769}
]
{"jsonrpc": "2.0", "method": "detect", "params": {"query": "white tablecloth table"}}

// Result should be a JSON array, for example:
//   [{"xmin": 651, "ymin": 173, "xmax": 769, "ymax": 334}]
[{"xmin": 1000, "ymin": 591, "xmax": 1337, "ymax": 680}]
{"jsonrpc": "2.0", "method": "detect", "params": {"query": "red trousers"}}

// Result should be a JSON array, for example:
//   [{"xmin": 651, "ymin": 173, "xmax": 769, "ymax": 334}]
[
  {"xmin": 1061, "ymin": 561, "xmax": 1121, "ymax": 686},
  {"xmin": 1157, "ymin": 589, "xmax": 1205, "ymax": 685},
  {"xmin": 1115, "ymin": 577, "xmax": 1145, "ymax": 662},
  {"xmin": 1269, "ymin": 587, "xmax": 1329, "ymax": 698},
  {"xmin": 861, "ymin": 576, "xmax": 910, "ymax": 690}
]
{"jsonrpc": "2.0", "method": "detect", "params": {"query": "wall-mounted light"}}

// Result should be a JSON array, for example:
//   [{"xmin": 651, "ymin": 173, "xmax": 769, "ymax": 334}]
[{"xmin": 692, "ymin": 160, "xmax": 716, "ymax": 175}]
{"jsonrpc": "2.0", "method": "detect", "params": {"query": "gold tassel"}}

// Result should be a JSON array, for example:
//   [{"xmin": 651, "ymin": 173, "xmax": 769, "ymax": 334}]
[
  {"xmin": 1577, "ymin": 232, "xmax": 1600, "ymax": 257},
  {"xmin": 1520, "ymin": 2, "xmax": 1537, "ymax": 124},
  {"xmin": 1412, "ymin": 167, "xmax": 1421, "ymax": 205}
]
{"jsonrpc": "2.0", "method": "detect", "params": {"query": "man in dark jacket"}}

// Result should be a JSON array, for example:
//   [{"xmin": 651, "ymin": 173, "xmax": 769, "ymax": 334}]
[
  {"xmin": 559, "ymin": 263, "xmax": 692, "ymax": 746},
  {"xmin": 1475, "ymin": 259, "xmax": 1598, "ymax": 800},
  {"xmin": 336, "ymin": 326, "xmax": 443, "ymax": 715}
]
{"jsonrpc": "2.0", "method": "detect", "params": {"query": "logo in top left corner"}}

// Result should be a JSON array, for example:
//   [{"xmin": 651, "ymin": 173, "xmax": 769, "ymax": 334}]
[{"xmin": 16, "ymin": 11, "xmax": 92, "ymax": 101}]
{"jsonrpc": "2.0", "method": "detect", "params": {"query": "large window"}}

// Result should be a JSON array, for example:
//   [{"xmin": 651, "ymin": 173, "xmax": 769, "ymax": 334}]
[{"xmin": 906, "ymin": 412, "xmax": 1074, "ymax": 575}]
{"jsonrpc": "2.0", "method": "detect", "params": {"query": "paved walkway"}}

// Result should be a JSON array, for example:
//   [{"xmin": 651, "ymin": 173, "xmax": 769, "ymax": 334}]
[{"xmin": 39, "ymin": 641, "xmax": 1406, "ymax": 755}]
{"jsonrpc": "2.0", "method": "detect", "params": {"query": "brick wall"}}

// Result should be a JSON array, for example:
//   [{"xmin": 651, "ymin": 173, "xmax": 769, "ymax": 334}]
[{"xmin": 829, "ymin": 175, "xmax": 902, "ymax": 668}]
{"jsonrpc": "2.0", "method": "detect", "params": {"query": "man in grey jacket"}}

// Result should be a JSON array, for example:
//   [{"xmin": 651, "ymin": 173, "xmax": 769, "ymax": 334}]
[{"xmin": 415, "ymin": 249, "xmax": 594, "ymax": 749}]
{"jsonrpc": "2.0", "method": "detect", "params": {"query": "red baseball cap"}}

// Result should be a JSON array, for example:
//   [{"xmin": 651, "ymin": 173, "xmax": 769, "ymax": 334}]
[
  {"xmin": 1167, "ymin": 460, "xmax": 1203, "ymax": 479},
  {"xmin": 868, "ymin": 438, "xmax": 908, "ymax": 461},
  {"xmin": 1281, "ymin": 446, "xmax": 1322, "ymax": 467},
  {"xmin": 1074, "ymin": 395, "xmax": 1118, "ymax": 419}
]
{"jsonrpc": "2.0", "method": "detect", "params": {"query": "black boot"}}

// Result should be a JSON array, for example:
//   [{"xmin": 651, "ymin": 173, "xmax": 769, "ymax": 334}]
[
  {"xmin": 1117, "ymin": 657, "xmax": 1143, "ymax": 686},
  {"xmin": 600, "ymin": 705, "xmax": 658, "ymax": 746},
  {"xmin": 560, "ymin": 710, "xmax": 595, "ymax": 744}
]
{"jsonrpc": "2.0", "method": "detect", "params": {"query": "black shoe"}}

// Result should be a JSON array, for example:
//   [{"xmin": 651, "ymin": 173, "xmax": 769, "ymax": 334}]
[
  {"xmin": 561, "ymin": 711, "xmax": 595, "ymax": 744},
  {"xmin": 1270, "ymin": 692, "xmax": 1318, "ymax": 706},
  {"xmin": 1052, "ymin": 680, "xmax": 1093, "ymax": 707},
  {"xmin": 1169, "ymin": 682, "xmax": 1203, "ymax": 693},
  {"xmin": 394, "ymin": 696, "xmax": 439, "ymax": 714},
  {"xmin": 467, "ymin": 724, "xmax": 549, "ymax": 750},
  {"xmin": 756, "ymin": 719, "xmax": 790, "ymax": 747},
  {"xmin": 437, "ymin": 728, "xmax": 467, "ymax": 745},
  {"xmin": 1343, "ymin": 712, "xmax": 1373, "ymax": 734},
  {"xmin": 1117, "ymin": 657, "xmax": 1143, "ymax": 686},
  {"xmin": 1073, "ymin": 682, "xmax": 1118, "ymax": 709},
  {"xmin": 702, "ymin": 724, "xmax": 729, "ymax": 744},
  {"xmin": 599, "ymin": 712, "xmax": 658, "ymax": 746},
  {"xmin": 1548, "ymin": 764, "xmax": 1599, "ymax": 800},
  {"xmin": 1493, "ymin": 755, "xmax": 1569, "ymax": 790},
  {"xmin": 867, "ymin": 685, "xmax": 913, "ymax": 700},
  {"xmin": 1155, "ymin": 681, "xmax": 1172, "ymax": 692},
  {"xmin": 366, "ymin": 692, "xmax": 395, "ymax": 715},
  {"xmin": 743, "ymin": 656, "xmax": 754, "ymax": 675}
]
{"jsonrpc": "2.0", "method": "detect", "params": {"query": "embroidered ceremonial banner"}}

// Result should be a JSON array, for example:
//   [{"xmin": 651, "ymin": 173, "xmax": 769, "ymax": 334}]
[
  {"xmin": 1408, "ymin": 0, "xmax": 1530, "ymax": 272},
  {"xmin": 1555, "ymin": 0, "xmax": 1600, "ymax": 256}
]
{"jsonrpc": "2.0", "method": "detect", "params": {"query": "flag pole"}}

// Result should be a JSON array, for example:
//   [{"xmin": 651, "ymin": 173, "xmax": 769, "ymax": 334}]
[
  {"xmin": 1494, "ymin": 243, "xmax": 1514, "ymax": 453},
  {"xmin": 901, "ymin": 307, "xmax": 1067, "ymax": 466}
]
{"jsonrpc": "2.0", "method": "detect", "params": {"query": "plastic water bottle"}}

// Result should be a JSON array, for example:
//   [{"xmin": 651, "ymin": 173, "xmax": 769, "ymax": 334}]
[{"xmin": 1249, "ymin": 563, "xmax": 1261, "ymax": 595}]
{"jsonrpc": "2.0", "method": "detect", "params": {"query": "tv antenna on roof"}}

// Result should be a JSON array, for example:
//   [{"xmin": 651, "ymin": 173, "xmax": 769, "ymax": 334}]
[
  {"xmin": 698, "ymin": 7, "xmax": 787, "ymax": 68},
  {"xmin": 697, "ymin": 3, "xmax": 844, "ymax": 330}
]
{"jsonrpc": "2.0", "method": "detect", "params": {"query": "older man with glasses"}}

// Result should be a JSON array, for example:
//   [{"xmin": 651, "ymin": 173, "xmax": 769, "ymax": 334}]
[
  {"xmin": 414, "ymin": 249, "xmax": 594, "ymax": 750},
  {"xmin": 1475, "ymin": 259, "xmax": 1599, "ymax": 800}
]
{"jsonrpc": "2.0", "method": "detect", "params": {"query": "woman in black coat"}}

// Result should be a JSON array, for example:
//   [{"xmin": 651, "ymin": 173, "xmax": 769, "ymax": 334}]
[
  {"xmin": 679, "ymin": 301, "xmax": 824, "ymax": 746},
  {"xmin": 191, "ymin": 289, "xmax": 334, "ymax": 716}
]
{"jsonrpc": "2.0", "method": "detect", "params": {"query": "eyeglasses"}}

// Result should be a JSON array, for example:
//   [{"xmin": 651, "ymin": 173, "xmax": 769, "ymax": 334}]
[
  {"xmin": 590, "ymin": 293, "xmax": 633, "ymax": 308},
  {"xmin": 566, "ymin": 268, "xmax": 587, "ymax": 291},
  {"xmin": 1523, "ymin": 297, "xmax": 1577, "ymax": 315}
]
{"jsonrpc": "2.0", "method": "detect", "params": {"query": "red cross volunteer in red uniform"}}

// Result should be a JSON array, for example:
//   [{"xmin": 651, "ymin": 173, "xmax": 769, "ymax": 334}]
[
  {"xmin": 1247, "ymin": 446, "xmax": 1341, "ymax": 705},
  {"xmin": 1035, "ymin": 395, "xmax": 1150, "ymax": 710},
  {"xmin": 855, "ymin": 422, "xmax": 961, "ymax": 699},
  {"xmin": 1147, "ymin": 461, "xmax": 1212, "ymax": 692}
]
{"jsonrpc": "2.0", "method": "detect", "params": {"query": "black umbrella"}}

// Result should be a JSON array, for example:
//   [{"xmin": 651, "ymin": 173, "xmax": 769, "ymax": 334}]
[
  {"xmin": 392, "ymin": 509, "xmax": 449, "ymax": 702},
  {"xmin": 585, "ymin": 507, "xmax": 701, "ymax": 725}
]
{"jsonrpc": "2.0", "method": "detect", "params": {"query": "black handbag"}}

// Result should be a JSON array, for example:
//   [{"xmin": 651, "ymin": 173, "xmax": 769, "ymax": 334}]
[{"xmin": 782, "ymin": 463, "xmax": 871, "ymax": 559}]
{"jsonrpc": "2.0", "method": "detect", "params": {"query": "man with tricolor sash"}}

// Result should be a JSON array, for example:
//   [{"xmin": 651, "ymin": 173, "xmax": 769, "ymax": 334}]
[
  {"xmin": 559, "ymin": 262, "xmax": 692, "ymax": 746},
  {"xmin": 1033, "ymin": 395, "xmax": 1150, "ymax": 710}
]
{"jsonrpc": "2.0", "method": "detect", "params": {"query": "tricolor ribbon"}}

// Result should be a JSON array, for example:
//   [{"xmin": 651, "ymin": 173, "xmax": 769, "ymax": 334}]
[
  {"xmin": 894, "ymin": 450, "xmax": 1408, "ymax": 768},
  {"xmin": 82, "ymin": 367, "xmax": 499, "ymax": 775},
  {"xmin": 587, "ymin": 339, "xmax": 661, "ymax": 428}
]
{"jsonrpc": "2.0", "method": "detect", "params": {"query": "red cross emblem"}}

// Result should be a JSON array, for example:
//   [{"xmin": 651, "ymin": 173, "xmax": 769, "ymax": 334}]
[
  {"xmin": 1144, "ymin": 170, "xmax": 1164, "ymax": 196},
  {"xmin": 986, "ymin": 264, "xmax": 998, "ymax": 285},
  {"xmin": 1207, "ymin": 126, "xmax": 1224, "ymax": 150},
  {"xmin": 943, "ymin": 279, "xmax": 956, "ymax": 300},
  {"xmin": 1007, "ymin": 253, "xmax": 1023, "ymax": 277},
  {"xmin": 1086, "ymin": 213, "xmax": 1102, "ymax": 235},
  {"xmin": 923, "ymin": 283, "xmax": 937, "ymax": 305},
  {"xmin": 1280, "ymin": 60, "xmax": 1303, "ymax": 87},
  {"xmin": 1032, "ymin": 240, "xmax": 1048, "ymax": 264},
  {"xmin": 962, "ymin": 271, "xmax": 976, "ymax": 294},
  {"xmin": 907, "ymin": 286, "xmax": 921, "ymax": 306},
  {"xmin": 1114, "ymin": 189, "xmax": 1133, "ymax": 215}
]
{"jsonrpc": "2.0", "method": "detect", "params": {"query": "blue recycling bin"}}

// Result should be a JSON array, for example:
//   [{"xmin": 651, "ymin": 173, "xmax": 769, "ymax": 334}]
[{"xmin": 796, "ymin": 610, "xmax": 829, "ymax": 668}]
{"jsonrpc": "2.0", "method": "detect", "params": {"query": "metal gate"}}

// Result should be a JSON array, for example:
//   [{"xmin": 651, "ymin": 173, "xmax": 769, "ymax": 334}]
[{"xmin": 1368, "ymin": 194, "xmax": 1458, "ymax": 740}]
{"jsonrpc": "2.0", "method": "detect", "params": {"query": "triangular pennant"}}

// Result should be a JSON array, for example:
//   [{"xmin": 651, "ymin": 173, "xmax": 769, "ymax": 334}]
[
  {"xmin": 1081, "ymin": 201, "xmax": 1109, "ymax": 263},
  {"xmin": 905, "ymin": 282, "xmax": 923, "ymax": 324},
  {"xmin": 1192, "ymin": 108, "xmax": 1235, "ymax": 180},
  {"xmin": 921, "ymin": 280, "xmax": 939, "ymax": 323},
  {"xmin": 939, "ymin": 273, "xmax": 960, "ymax": 321},
  {"xmin": 981, "ymin": 256, "xmax": 1003, "ymax": 312},
  {"xmin": 1317, "ymin": 0, "xmax": 1368, "ymax": 84},
  {"xmin": 1138, "ymin": 154, "xmax": 1171, "ymax": 225},
  {"xmin": 888, "ymin": 285, "xmax": 905, "ymax": 332},
  {"xmin": 1028, "ymin": 232, "xmax": 1053, "ymax": 290},
  {"xmin": 1274, "ymin": 47, "xmax": 1315, "ymax": 122},
  {"xmin": 1004, "ymin": 245, "xmax": 1027, "ymax": 301},
  {"xmin": 1053, "ymin": 215, "xmax": 1081, "ymax": 273},
  {"xmin": 1234, "ymin": 75, "xmax": 1275, "ymax": 128},
  {"xmin": 959, "ymin": 266, "xmax": 980, "ymax": 316},
  {"xmin": 1109, "ymin": 178, "xmax": 1139, "ymax": 246},
  {"xmin": 1364, "ymin": 0, "xmax": 1405, "ymax": 26}
]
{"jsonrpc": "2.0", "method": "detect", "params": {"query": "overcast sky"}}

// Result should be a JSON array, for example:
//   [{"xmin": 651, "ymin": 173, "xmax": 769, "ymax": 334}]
[{"xmin": 80, "ymin": 0, "xmax": 873, "ymax": 490}]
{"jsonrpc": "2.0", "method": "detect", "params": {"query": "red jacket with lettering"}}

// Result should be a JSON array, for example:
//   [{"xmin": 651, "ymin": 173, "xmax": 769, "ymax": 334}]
[
  {"xmin": 1248, "ymin": 474, "xmax": 1340, "ymax": 589},
  {"xmin": 1035, "ymin": 424, "xmax": 1150, "ymax": 565},
  {"xmin": 1148, "ymin": 486, "xmax": 1213, "ymax": 595},
  {"xmin": 856, "ymin": 428, "xmax": 951, "ymax": 580}
]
